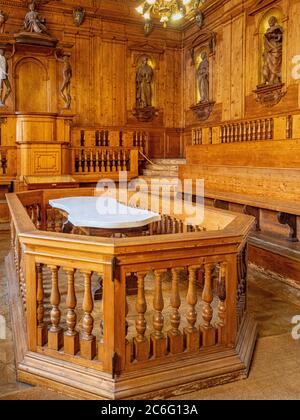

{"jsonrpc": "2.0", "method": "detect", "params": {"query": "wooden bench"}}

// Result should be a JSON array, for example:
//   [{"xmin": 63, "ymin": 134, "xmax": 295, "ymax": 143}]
[{"xmin": 179, "ymin": 140, "xmax": 300, "ymax": 285}]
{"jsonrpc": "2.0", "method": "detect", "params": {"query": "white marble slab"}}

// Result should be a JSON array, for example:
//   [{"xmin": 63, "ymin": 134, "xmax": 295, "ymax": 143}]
[{"xmin": 49, "ymin": 196, "xmax": 161, "ymax": 229}]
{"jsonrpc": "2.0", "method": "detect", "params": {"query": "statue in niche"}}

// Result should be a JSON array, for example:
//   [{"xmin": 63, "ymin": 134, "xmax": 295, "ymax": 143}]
[
  {"xmin": 55, "ymin": 51, "xmax": 72, "ymax": 109},
  {"xmin": 0, "ymin": 49, "xmax": 11, "ymax": 107},
  {"xmin": 0, "ymin": 11, "xmax": 7, "ymax": 34},
  {"xmin": 23, "ymin": 2, "xmax": 48, "ymax": 34},
  {"xmin": 262, "ymin": 16, "xmax": 283, "ymax": 85},
  {"xmin": 197, "ymin": 51, "xmax": 209, "ymax": 103},
  {"xmin": 136, "ymin": 56, "xmax": 154, "ymax": 109}
]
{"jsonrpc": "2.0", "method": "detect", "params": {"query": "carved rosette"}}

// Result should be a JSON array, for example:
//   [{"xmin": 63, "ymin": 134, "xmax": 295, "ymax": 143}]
[
  {"xmin": 253, "ymin": 83, "xmax": 286, "ymax": 107},
  {"xmin": 190, "ymin": 101, "xmax": 215, "ymax": 121},
  {"xmin": 132, "ymin": 106, "xmax": 158, "ymax": 122}
]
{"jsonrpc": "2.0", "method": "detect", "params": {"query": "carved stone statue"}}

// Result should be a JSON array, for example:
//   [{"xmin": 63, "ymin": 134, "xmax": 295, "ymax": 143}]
[
  {"xmin": 262, "ymin": 16, "xmax": 283, "ymax": 85},
  {"xmin": 136, "ymin": 57, "xmax": 154, "ymax": 109},
  {"xmin": 24, "ymin": 2, "xmax": 47, "ymax": 34},
  {"xmin": 197, "ymin": 51, "xmax": 209, "ymax": 103},
  {"xmin": 0, "ymin": 49, "xmax": 11, "ymax": 107},
  {"xmin": 55, "ymin": 52, "xmax": 72, "ymax": 109}
]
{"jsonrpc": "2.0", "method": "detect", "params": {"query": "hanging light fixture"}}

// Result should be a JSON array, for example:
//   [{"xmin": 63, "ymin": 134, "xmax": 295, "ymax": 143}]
[{"xmin": 135, "ymin": 0, "xmax": 205, "ymax": 29}]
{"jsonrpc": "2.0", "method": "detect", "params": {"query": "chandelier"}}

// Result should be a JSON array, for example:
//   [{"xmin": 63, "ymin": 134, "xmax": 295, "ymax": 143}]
[{"xmin": 136, "ymin": 0, "xmax": 205, "ymax": 29}]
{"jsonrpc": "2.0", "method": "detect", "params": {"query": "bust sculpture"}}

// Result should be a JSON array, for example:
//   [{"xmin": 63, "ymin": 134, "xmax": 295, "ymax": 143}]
[
  {"xmin": 136, "ymin": 57, "xmax": 154, "ymax": 109},
  {"xmin": 197, "ymin": 51, "xmax": 209, "ymax": 103},
  {"xmin": 24, "ymin": 2, "xmax": 47, "ymax": 34},
  {"xmin": 262, "ymin": 16, "xmax": 283, "ymax": 85}
]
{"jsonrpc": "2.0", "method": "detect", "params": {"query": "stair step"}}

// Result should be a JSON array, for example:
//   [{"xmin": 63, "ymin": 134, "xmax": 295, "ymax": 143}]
[
  {"xmin": 152, "ymin": 159, "xmax": 186, "ymax": 165},
  {"xmin": 143, "ymin": 169, "xmax": 179, "ymax": 177}
]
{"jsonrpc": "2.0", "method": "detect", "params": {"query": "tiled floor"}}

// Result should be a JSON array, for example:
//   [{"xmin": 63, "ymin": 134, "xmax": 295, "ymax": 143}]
[{"xmin": 1, "ymin": 230, "xmax": 300, "ymax": 398}]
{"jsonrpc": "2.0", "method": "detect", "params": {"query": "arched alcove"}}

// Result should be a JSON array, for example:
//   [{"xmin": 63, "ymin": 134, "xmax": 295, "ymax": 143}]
[
  {"xmin": 15, "ymin": 58, "xmax": 49, "ymax": 113},
  {"xmin": 258, "ymin": 8, "xmax": 284, "ymax": 85},
  {"xmin": 135, "ymin": 54, "xmax": 156, "ymax": 109}
]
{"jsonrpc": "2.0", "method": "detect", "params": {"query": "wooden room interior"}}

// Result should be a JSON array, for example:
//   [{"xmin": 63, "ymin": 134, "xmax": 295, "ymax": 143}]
[{"xmin": 0, "ymin": 0, "xmax": 300, "ymax": 400}]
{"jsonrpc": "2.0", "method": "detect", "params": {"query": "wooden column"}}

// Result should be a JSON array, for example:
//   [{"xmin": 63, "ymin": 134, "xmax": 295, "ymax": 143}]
[
  {"xmin": 168, "ymin": 268, "xmax": 184, "ymax": 354},
  {"xmin": 184, "ymin": 266, "xmax": 200, "ymax": 352},
  {"xmin": 80, "ymin": 270, "xmax": 96, "ymax": 359},
  {"xmin": 36, "ymin": 263, "xmax": 47, "ymax": 346},
  {"xmin": 151, "ymin": 270, "xmax": 167, "ymax": 358},
  {"xmin": 64, "ymin": 268, "xmax": 79, "ymax": 355},
  {"xmin": 48, "ymin": 265, "xmax": 63, "ymax": 350},
  {"xmin": 134, "ymin": 272, "xmax": 149, "ymax": 362},
  {"xmin": 200, "ymin": 263, "xmax": 216, "ymax": 347}
]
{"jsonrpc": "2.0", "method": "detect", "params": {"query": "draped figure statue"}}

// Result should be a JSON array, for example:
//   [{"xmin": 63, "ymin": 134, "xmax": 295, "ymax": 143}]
[
  {"xmin": 197, "ymin": 51, "xmax": 209, "ymax": 103},
  {"xmin": 136, "ymin": 57, "xmax": 154, "ymax": 109},
  {"xmin": 262, "ymin": 16, "xmax": 283, "ymax": 85},
  {"xmin": 24, "ymin": 2, "xmax": 47, "ymax": 34}
]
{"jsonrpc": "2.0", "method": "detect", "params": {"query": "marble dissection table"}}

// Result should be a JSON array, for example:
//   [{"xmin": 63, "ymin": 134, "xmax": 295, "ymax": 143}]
[{"xmin": 49, "ymin": 196, "xmax": 161, "ymax": 236}]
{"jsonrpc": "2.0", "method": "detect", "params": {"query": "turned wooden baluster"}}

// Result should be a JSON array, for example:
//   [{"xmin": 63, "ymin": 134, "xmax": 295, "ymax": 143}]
[
  {"xmin": 112, "ymin": 151, "xmax": 116, "ymax": 172},
  {"xmin": 83, "ymin": 151, "xmax": 87, "ymax": 173},
  {"xmin": 106, "ymin": 150, "xmax": 111, "ymax": 172},
  {"xmin": 134, "ymin": 272, "xmax": 149, "ymax": 361},
  {"xmin": 100, "ymin": 150, "xmax": 105, "ymax": 172},
  {"xmin": 216, "ymin": 263, "xmax": 227, "ymax": 344},
  {"xmin": 36, "ymin": 205, "xmax": 42, "ymax": 229},
  {"xmin": 257, "ymin": 120, "xmax": 261, "ymax": 140},
  {"xmin": 117, "ymin": 151, "xmax": 121, "ymax": 171},
  {"xmin": 186, "ymin": 266, "xmax": 198, "ymax": 333},
  {"xmin": 151, "ymin": 270, "xmax": 166, "ymax": 357},
  {"xmin": 95, "ymin": 150, "xmax": 99, "ymax": 172},
  {"xmin": 201, "ymin": 263, "xmax": 216, "ymax": 346},
  {"xmin": 122, "ymin": 150, "xmax": 127, "ymax": 171},
  {"xmin": 168, "ymin": 268, "xmax": 184, "ymax": 354},
  {"xmin": 64, "ymin": 268, "xmax": 79, "ymax": 355},
  {"xmin": 0, "ymin": 151, "xmax": 3, "ymax": 174},
  {"xmin": 36, "ymin": 263, "xmax": 47, "ymax": 346},
  {"xmin": 267, "ymin": 118, "xmax": 272, "ymax": 139},
  {"xmin": 48, "ymin": 265, "xmax": 63, "ymax": 350},
  {"xmin": 80, "ymin": 270, "xmax": 96, "ymax": 359},
  {"xmin": 184, "ymin": 266, "xmax": 200, "ymax": 351}
]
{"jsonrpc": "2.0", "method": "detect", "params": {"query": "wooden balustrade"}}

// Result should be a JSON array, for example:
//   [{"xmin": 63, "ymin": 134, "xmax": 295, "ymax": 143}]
[
  {"xmin": 72, "ymin": 128, "xmax": 149, "ymax": 155},
  {"xmin": 220, "ymin": 118, "xmax": 273, "ymax": 143},
  {"xmin": 6, "ymin": 188, "xmax": 256, "ymax": 400},
  {"xmin": 70, "ymin": 147, "xmax": 139, "ymax": 180}
]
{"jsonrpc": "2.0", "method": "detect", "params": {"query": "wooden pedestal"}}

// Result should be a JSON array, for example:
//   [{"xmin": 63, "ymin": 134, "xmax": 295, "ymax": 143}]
[
  {"xmin": 150, "ymin": 335, "xmax": 167, "ymax": 358},
  {"xmin": 80, "ymin": 337, "xmax": 96, "ymax": 360},
  {"xmin": 184, "ymin": 328, "xmax": 200, "ymax": 352},
  {"xmin": 64, "ymin": 333, "xmax": 80, "ymax": 356},
  {"xmin": 48, "ymin": 328, "xmax": 63, "ymax": 351},
  {"xmin": 134, "ymin": 338, "xmax": 150, "ymax": 362},
  {"xmin": 167, "ymin": 332, "xmax": 184, "ymax": 354}
]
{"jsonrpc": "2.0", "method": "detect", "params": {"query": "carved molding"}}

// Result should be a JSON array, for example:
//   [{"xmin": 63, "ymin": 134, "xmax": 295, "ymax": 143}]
[
  {"xmin": 127, "ymin": 41, "xmax": 165, "ymax": 59},
  {"xmin": 253, "ymin": 83, "xmax": 286, "ymax": 107},
  {"xmin": 190, "ymin": 101, "xmax": 215, "ymax": 121},
  {"xmin": 132, "ymin": 106, "xmax": 158, "ymax": 123},
  {"xmin": 190, "ymin": 30, "xmax": 217, "ymax": 64},
  {"xmin": 249, "ymin": 0, "xmax": 282, "ymax": 16}
]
